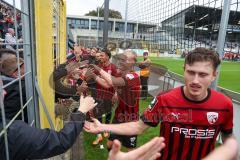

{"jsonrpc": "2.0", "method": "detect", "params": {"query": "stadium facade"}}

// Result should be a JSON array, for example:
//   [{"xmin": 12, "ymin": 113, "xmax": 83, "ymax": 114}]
[
  {"xmin": 162, "ymin": 5, "xmax": 240, "ymax": 52},
  {"xmin": 67, "ymin": 4, "xmax": 240, "ymax": 54},
  {"xmin": 67, "ymin": 15, "xmax": 157, "ymax": 49}
]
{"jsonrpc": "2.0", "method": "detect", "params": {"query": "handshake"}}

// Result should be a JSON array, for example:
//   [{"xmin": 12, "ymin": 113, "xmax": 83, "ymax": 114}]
[{"xmin": 66, "ymin": 60, "xmax": 101, "ymax": 84}]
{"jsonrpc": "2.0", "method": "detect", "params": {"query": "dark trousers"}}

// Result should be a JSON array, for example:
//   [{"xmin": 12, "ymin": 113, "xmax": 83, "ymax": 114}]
[
  {"xmin": 140, "ymin": 76, "xmax": 149, "ymax": 99},
  {"xmin": 97, "ymin": 99, "xmax": 112, "ymax": 124},
  {"xmin": 98, "ymin": 112, "xmax": 112, "ymax": 124}
]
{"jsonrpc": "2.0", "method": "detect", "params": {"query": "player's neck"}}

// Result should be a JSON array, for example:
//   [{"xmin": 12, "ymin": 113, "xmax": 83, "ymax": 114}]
[{"xmin": 183, "ymin": 86, "xmax": 209, "ymax": 102}]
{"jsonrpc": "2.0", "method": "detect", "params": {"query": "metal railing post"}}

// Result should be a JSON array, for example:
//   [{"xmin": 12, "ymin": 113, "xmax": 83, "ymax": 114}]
[
  {"xmin": 211, "ymin": 0, "xmax": 231, "ymax": 89},
  {"xmin": 0, "ymin": 76, "xmax": 9, "ymax": 160},
  {"xmin": 35, "ymin": 78, "xmax": 55, "ymax": 129},
  {"xmin": 124, "ymin": 0, "xmax": 129, "ymax": 41},
  {"xmin": 103, "ymin": 0, "xmax": 110, "ymax": 47}
]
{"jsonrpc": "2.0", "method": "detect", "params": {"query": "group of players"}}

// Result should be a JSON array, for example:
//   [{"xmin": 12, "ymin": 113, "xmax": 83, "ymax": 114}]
[{"xmin": 58, "ymin": 45, "xmax": 238, "ymax": 160}]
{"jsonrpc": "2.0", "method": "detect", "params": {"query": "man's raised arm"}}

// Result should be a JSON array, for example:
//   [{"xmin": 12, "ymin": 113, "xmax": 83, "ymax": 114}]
[{"xmin": 89, "ymin": 64, "xmax": 125, "ymax": 87}]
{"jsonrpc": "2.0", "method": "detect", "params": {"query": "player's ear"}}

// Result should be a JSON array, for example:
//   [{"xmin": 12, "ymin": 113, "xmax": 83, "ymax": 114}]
[{"xmin": 211, "ymin": 70, "xmax": 218, "ymax": 82}]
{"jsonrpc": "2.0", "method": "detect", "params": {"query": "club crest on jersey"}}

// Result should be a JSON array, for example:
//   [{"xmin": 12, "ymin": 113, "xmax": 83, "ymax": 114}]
[
  {"xmin": 206, "ymin": 112, "xmax": 218, "ymax": 124},
  {"xmin": 126, "ymin": 73, "xmax": 134, "ymax": 80},
  {"xmin": 148, "ymin": 97, "xmax": 158, "ymax": 111}
]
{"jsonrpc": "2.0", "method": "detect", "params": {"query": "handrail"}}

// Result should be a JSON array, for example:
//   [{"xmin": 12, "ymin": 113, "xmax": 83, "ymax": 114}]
[{"xmin": 35, "ymin": 78, "xmax": 55, "ymax": 129}]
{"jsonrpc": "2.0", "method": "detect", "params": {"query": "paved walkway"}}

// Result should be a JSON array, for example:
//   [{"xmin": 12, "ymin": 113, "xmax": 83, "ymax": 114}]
[{"xmin": 148, "ymin": 72, "xmax": 240, "ymax": 144}]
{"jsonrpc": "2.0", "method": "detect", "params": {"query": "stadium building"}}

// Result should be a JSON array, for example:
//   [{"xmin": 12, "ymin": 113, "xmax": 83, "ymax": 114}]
[
  {"xmin": 162, "ymin": 5, "xmax": 240, "ymax": 53},
  {"xmin": 67, "ymin": 15, "xmax": 157, "ymax": 49}
]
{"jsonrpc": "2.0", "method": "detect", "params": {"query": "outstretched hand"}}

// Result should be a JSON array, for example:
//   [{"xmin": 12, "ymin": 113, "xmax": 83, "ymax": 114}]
[
  {"xmin": 89, "ymin": 64, "xmax": 101, "ymax": 73},
  {"xmin": 73, "ymin": 45, "xmax": 82, "ymax": 57},
  {"xmin": 66, "ymin": 60, "xmax": 89, "ymax": 74},
  {"xmin": 202, "ymin": 137, "xmax": 239, "ymax": 160},
  {"xmin": 78, "ymin": 95, "xmax": 97, "ymax": 114},
  {"xmin": 108, "ymin": 137, "xmax": 165, "ymax": 160},
  {"xmin": 83, "ymin": 67, "xmax": 96, "ymax": 80},
  {"xmin": 84, "ymin": 118, "xmax": 103, "ymax": 134},
  {"xmin": 76, "ymin": 81, "xmax": 88, "ymax": 94}
]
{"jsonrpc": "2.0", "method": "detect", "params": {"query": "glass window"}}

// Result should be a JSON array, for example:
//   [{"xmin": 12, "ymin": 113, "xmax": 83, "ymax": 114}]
[
  {"xmin": 91, "ymin": 20, "xmax": 97, "ymax": 29},
  {"xmin": 98, "ymin": 21, "xmax": 112, "ymax": 31},
  {"xmin": 127, "ymin": 23, "xmax": 134, "ymax": 33},
  {"xmin": 71, "ymin": 19, "xmax": 75, "ymax": 24},
  {"xmin": 99, "ymin": 21, "xmax": 104, "ymax": 30},
  {"xmin": 76, "ymin": 20, "xmax": 80, "ymax": 24},
  {"xmin": 80, "ymin": 19, "xmax": 89, "ymax": 29},
  {"xmin": 67, "ymin": 19, "xmax": 71, "ymax": 25},
  {"xmin": 108, "ymin": 21, "xmax": 112, "ymax": 31},
  {"xmin": 115, "ymin": 22, "xmax": 124, "ymax": 32}
]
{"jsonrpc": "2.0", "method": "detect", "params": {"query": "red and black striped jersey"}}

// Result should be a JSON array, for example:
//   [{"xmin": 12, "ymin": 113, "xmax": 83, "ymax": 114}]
[
  {"xmin": 115, "ymin": 72, "xmax": 140, "ymax": 122},
  {"xmin": 141, "ymin": 86, "xmax": 233, "ymax": 160},
  {"xmin": 96, "ymin": 63, "xmax": 118, "ymax": 100}
]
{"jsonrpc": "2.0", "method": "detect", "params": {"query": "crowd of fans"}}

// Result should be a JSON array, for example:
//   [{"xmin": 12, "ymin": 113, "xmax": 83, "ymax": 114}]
[
  {"xmin": 0, "ymin": 1, "xmax": 22, "ymax": 50},
  {"xmin": 181, "ymin": 49, "xmax": 240, "ymax": 61},
  {"xmin": 223, "ymin": 52, "xmax": 240, "ymax": 61}
]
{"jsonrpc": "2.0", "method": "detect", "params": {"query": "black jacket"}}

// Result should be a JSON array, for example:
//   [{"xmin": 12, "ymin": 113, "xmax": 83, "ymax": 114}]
[
  {"xmin": 0, "ymin": 111, "xmax": 86, "ymax": 160},
  {"xmin": 1, "ymin": 76, "xmax": 27, "ymax": 122},
  {"xmin": 53, "ymin": 63, "xmax": 77, "ymax": 101}
]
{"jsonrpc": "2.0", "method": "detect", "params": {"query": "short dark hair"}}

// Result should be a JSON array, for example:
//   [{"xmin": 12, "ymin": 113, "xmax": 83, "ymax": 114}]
[
  {"xmin": 100, "ymin": 48, "xmax": 111, "ymax": 58},
  {"xmin": 143, "ymin": 52, "xmax": 148, "ymax": 56},
  {"xmin": 185, "ymin": 47, "xmax": 221, "ymax": 71}
]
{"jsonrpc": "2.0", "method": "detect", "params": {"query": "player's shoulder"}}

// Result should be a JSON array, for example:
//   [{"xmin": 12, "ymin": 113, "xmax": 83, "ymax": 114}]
[
  {"xmin": 125, "ymin": 72, "xmax": 139, "ymax": 80},
  {"xmin": 210, "ymin": 88, "xmax": 232, "ymax": 105}
]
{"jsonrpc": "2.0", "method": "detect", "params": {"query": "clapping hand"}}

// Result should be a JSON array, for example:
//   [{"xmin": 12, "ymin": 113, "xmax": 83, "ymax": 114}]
[
  {"xmin": 108, "ymin": 137, "xmax": 165, "ymax": 160},
  {"xmin": 78, "ymin": 95, "xmax": 97, "ymax": 114},
  {"xmin": 76, "ymin": 81, "xmax": 88, "ymax": 95},
  {"xmin": 202, "ymin": 137, "xmax": 238, "ymax": 160},
  {"xmin": 83, "ymin": 67, "xmax": 96, "ymax": 80},
  {"xmin": 89, "ymin": 64, "xmax": 101, "ymax": 73},
  {"xmin": 66, "ymin": 60, "xmax": 89, "ymax": 74}
]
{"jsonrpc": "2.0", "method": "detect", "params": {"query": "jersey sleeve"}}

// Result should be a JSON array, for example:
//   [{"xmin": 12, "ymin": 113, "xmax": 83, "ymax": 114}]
[
  {"xmin": 140, "ymin": 96, "xmax": 161, "ymax": 127},
  {"xmin": 222, "ymin": 101, "xmax": 233, "ymax": 135}
]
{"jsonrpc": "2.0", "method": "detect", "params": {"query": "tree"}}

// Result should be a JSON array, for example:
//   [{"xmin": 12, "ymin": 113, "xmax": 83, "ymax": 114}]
[{"xmin": 85, "ymin": 7, "xmax": 122, "ymax": 19}]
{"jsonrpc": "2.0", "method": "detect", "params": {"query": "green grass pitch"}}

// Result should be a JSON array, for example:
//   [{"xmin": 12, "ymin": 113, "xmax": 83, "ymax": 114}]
[{"xmin": 142, "ymin": 57, "xmax": 240, "ymax": 93}]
